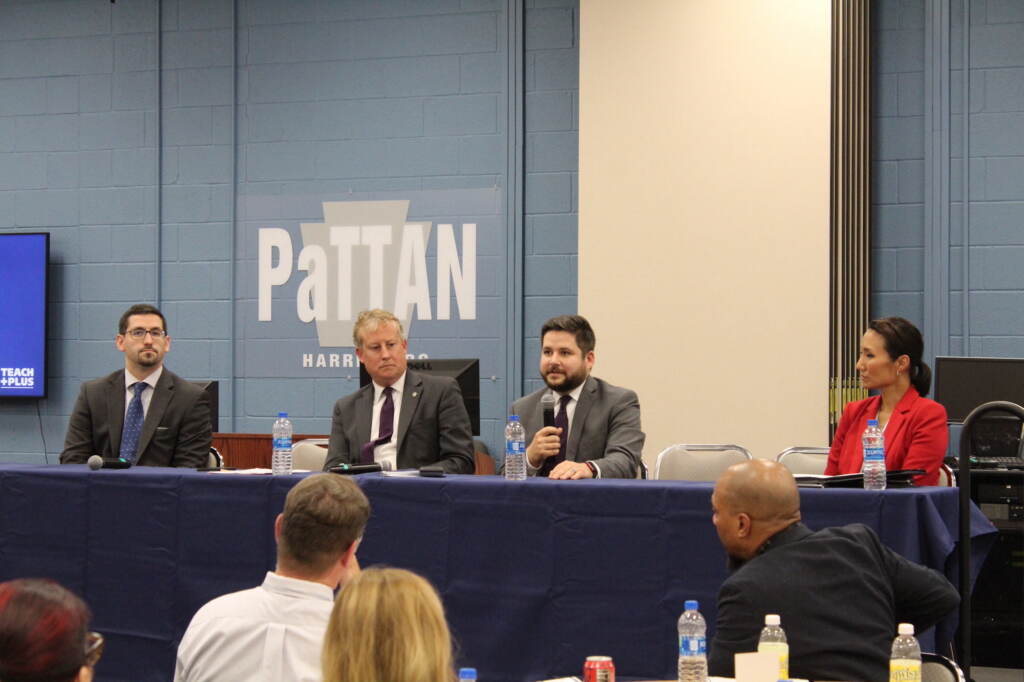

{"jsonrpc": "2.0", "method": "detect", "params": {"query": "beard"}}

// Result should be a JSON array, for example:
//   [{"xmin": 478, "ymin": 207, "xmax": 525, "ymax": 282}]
[{"xmin": 542, "ymin": 367, "xmax": 588, "ymax": 393}]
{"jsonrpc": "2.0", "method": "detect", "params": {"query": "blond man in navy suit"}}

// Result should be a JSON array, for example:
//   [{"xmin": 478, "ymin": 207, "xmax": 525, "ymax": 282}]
[
  {"xmin": 60, "ymin": 304, "xmax": 212, "ymax": 468},
  {"xmin": 324, "ymin": 309, "xmax": 474, "ymax": 474}
]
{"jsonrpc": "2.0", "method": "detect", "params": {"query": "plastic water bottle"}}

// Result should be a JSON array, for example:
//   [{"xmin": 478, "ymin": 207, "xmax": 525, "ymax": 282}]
[
  {"xmin": 757, "ymin": 614, "xmax": 788, "ymax": 680},
  {"xmin": 458, "ymin": 668, "xmax": 477, "ymax": 682},
  {"xmin": 504, "ymin": 415, "xmax": 527, "ymax": 481},
  {"xmin": 889, "ymin": 623, "xmax": 921, "ymax": 682},
  {"xmin": 862, "ymin": 418, "xmax": 886, "ymax": 490},
  {"xmin": 677, "ymin": 599, "xmax": 707, "ymax": 682},
  {"xmin": 272, "ymin": 412, "xmax": 293, "ymax": 475}
]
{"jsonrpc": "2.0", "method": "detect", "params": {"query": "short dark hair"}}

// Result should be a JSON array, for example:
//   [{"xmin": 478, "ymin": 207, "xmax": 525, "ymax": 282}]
[
  {"xmin": 118, "ymin": 304, "xmax": 167, "ymax": 335},
  {"xmin": 0, "ymin": 578, "xmax": 91, "ymax": 682},
  {"xmin": 541, "ymin": 315, "xmax": 596, "ymax": 355},
  {"xmin": 277, "ymin": 474, "xmax": 371, "ymax": 576},
  {"xmin": 868, "ymin": 316, "xmax": 933, "ymax": 396}
]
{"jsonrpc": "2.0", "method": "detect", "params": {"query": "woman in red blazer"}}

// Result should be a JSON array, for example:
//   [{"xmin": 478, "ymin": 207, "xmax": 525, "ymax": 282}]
[{"xmin": 826, "ymin": 317, "xmax": 948, "ymax": 486}]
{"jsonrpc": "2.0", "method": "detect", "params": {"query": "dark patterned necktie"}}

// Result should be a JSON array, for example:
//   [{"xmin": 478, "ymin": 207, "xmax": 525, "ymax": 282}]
[
  {"xmin": 360, "ymin": 387, "xmax": 394, "ymax": 464},
  {"xmin": 119, "ymin": 382, "xmax": 147, "ymax": 462},
  {"xmin": 540, "ymin": 394, "xmax": 572, "ymax": 477}
]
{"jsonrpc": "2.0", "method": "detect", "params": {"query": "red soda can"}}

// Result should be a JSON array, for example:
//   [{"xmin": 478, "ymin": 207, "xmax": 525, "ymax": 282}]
[{"xmin": 583, "ymin": 655, "xmax": 615, "ymax": 682}]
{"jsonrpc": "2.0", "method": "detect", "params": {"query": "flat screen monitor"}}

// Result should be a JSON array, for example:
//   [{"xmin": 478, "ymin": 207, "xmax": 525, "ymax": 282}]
[
  {"xmin": 0, "ymin": 232, "xmax": 48, "ymax": 399},
  {"xmin": 190, "ymin": 380, "xmax": 220, "ymax": 434},
  {"xmin": 359, "ymin": 358, "xmax": 480, "ymax": 436},
  {"xmin": 934, "ymin": 356, "xmax": 1024, "ymax": 422}
]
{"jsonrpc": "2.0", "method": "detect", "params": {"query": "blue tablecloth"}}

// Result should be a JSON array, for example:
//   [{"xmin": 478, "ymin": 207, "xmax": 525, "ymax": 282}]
[{"xmin": 0, "ymin": 465, "xmax": 997, "ymax": 682}]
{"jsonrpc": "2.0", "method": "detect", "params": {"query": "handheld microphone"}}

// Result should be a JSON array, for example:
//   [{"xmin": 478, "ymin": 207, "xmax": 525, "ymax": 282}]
[
  {"xmin": 541, "ymin": 393, "xmax": 557, "ymax": 429},
  {"xmin": 87, "ymin": 455, "xmax": 132, "ymax": 470}
]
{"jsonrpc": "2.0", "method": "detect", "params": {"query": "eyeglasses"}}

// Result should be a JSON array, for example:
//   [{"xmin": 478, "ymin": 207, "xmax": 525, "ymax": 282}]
[
  {"xmin": 85, "ymin": 631, "xmax": 105, "ymax": 667},
  {"xmin": 125, "ymin": 328, "xmax": 167, "ymax": 339}
]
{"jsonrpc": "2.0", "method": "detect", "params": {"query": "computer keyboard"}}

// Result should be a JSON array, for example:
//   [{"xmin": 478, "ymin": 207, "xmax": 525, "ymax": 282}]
[{"xmin": 974, "ymin": 456, "xmax": 1024, "ymax": 469}]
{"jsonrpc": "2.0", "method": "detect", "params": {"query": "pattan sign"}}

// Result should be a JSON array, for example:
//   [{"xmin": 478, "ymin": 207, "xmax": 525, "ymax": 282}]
[{"xmin": 257, "ymin": 200, "xmax": 476, "ymax": 347}]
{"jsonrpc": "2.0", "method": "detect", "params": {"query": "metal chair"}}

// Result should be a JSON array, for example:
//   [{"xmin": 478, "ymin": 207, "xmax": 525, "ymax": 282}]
[
  {"xmin": 922, "ymin": 652, "xmax": 966, "ymax": 682},
  {"xmin": 653, "ymin": 444, "xmax": 752, "ymax": 481},
  {"xmin": 292, "ymin": 438, "xmax": 329, "ymax": 471},
  {"xmin": 775, "ymin": 446, "xmax": 829, "ymax": 475}
]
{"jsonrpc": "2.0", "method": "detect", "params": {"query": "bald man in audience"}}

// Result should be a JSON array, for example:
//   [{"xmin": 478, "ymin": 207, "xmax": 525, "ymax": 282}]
[{"xmin": 707, "ymin": 459, "xmax": 959, "ymax": 681}]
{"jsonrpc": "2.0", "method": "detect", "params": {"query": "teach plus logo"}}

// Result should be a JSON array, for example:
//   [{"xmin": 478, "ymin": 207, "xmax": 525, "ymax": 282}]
[{"xmin": 0, "ymin": 367, "xmax": 35, "ymax": 389}]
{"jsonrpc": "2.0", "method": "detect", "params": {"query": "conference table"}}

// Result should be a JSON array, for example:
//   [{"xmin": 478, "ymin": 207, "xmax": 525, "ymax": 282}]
[{"xmin": 0, "ymin": 465, "xmax": 997, "ymax": 682}]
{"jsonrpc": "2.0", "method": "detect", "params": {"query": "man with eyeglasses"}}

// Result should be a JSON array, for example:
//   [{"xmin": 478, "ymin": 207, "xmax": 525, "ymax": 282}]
[{"xmin": 60, "ymin": 303, "xmax": 212, "ymax": 467}]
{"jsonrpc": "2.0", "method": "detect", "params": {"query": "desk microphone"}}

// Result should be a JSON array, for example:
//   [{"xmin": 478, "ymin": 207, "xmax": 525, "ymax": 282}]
[
  {"xmin": 541, "ymin": 393, "xmax": 557, "ymax": 429},
  {"xmin": 87, "ymin": 455, "xmax": 132, "ymax": 470}
]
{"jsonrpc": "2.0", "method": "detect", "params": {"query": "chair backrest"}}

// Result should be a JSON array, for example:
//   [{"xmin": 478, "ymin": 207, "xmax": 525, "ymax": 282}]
[
  {"xmin": 922, "ymin": 652, "xmax": 965, "ymax": 682},
  {"xmin": 936, "ymin": 463, "xmax": 955, "ymax": 487},
  {"xmin": 207, "ymin": 447, "xmax": 223, "ymax": 468},
  {"xmin": 654, "ymin": 444, "xmax": 752, "ymax": 481},
  {"xmin": 292, "ymin": 438, "xmax": 329, "ymax": 471},
  {"xmin": 775, "ymin": 447, "xmax": 830, "ymax": 475}
]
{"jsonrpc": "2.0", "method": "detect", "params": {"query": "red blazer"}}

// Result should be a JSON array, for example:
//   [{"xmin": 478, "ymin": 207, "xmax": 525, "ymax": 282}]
[{"xmin": 826, "ymin": 387, "xmax": 948, "ymax": 486}]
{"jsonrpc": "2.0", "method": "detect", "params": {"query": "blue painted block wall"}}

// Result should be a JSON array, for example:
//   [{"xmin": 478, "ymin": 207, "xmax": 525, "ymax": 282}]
[
  {"xmin": 0, "ymin": 0, "xmax": 581, "ymax": 463},
  {"xmin": 873, "ymin": 0, "xmax": 1024, "ymax": 358}
]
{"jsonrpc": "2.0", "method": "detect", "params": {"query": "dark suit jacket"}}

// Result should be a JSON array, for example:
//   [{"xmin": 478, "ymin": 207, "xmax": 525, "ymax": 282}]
[
  {"xmin": 324, "ymin": 370, "xmax": 474, "ymax": 474},
  {"xmin": 708, "ymin": 522, "xmax": 959, "ymax": 682},
  {"xmin": 60, "ymin": 368, "xmax": 212, "ymax": 468},
  {"xmin": 512, "ymin": 376, "xmax": 644, "ymax": 478},
  {"xmin": 826, "ymin": 387, "xmax": 948, "ymax": 485}
]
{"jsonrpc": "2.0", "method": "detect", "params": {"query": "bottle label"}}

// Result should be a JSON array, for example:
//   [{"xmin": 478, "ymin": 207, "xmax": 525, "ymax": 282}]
[
  {"xmin": 864, "ymin": 445, "xmax": 885, "ymax": 463},
  {"xmin": 273, "ymin": 437, "xmax": 292, "ymax": 450},
  {"xmin": 890, "ymin": 660, "xmax": 921, "ymax": 682},
  {"xmin": 679, "ymin": 635, "xmax": 706, "ymax": 656},
  {"xmin": 757, "ymin": 642, "xmax": 788, "ymax": 679},
  {"xmin": 506, "ymin": 440, "xmax": 524, "ymax": 456}
]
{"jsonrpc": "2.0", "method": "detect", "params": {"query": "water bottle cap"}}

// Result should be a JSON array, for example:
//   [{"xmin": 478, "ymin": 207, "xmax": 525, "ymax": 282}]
[
  {"xmin": 278, "ymin": 412, "xmax": 288, "ymax": 418},
  {"xmin": 508, "ymin": 415, "xmax": 520, "ymax": 421},
  {"xmin": 684, "ymin": 599, "xmax": 698, "ymax": 610},
  {"xmin": 764, "ymin": 614, "xmax": 780, "ymax": 625},
  {"xmin": 867, "ymin": 419, "xmax": 878, "ymax": 427},
  {"xmin": 898, "ymin": 623, "xmax": 914, "ymax": 635},
  {"xmin": 458, "ymin": 669, "xmax": 477, "ymax": 680}
]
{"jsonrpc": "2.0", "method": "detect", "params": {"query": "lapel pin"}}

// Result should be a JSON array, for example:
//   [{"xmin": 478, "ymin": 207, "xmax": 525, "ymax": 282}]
[{"xmin": 412, "ymin": 391, "xmax": 419, "ymax": 398}]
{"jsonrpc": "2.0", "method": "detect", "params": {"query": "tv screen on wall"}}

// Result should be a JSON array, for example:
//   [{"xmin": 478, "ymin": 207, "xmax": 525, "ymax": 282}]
[{"xmin": 0, "ymin": 232, "xmax": 49, "ymax": 399}]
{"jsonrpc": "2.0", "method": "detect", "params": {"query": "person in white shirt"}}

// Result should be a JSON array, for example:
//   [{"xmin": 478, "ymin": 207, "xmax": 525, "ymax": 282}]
[{"xmin": 174, "ymin": 474, "xmax": 370, "ymax": 682}]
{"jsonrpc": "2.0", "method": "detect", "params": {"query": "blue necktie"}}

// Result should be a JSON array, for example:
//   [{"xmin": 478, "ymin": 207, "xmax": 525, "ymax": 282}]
[{"xmin": 120, "ymin": 382, "xmax": 147, "ymax": 462}]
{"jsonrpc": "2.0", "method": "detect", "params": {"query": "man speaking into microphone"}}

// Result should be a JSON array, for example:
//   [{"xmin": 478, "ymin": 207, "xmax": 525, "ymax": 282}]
[{"xmin": 511, "ymin": 315, "xmax": 644, "ymax": 479}]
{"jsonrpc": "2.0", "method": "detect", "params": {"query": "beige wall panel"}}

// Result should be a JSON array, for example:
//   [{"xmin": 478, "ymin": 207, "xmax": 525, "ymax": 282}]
[{"xmin": 579, "ymin": 0, "xmax": 831, "ymax": 465}]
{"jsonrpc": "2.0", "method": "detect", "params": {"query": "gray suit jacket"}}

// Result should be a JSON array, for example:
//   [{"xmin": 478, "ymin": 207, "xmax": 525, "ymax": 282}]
[
  {"xmin": 324, "ymin": 370, "xmax": 474, "ymax": 474},
  {"xmin": 60, "ymin": 368, "xmax": 212, "ymax": 468},
  {"xmin": 512, "ymin": 376, "xmax": 644, "ymax": 478}
]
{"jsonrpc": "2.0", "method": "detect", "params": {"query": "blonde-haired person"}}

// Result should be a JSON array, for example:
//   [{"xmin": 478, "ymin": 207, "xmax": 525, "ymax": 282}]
[{"xmin": 322, "ymin": 567, "xmax": 455, "ymax": 682}]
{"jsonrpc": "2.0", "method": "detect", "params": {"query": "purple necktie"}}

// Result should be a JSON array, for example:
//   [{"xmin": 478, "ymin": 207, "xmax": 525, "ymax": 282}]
[
  {"xmin": 540, "ymin": 394, "xmax": 572, "ymax": 477},
  {"xmin": 360, "ymin": 387, "xmax": 394, "ymax": 464}
]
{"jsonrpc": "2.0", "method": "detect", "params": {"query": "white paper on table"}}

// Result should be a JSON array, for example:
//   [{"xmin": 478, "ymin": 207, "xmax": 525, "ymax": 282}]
[{"xmin": 734, "ymin": 651, "xmax": 779, "ymax": 682}]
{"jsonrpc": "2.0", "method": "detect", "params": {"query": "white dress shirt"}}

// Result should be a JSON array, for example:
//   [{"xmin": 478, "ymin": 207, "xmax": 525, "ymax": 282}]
[
  {"xmin": 124, "ymin": 366, "xmax": 162, "ymax": 418},
  {"xmin": 174, "ymin": 572, "xmax": 335, "ymax": 682},
  {"xmin": 369, "ymin": 372, "xmax": 406, "ymax": 471}
]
